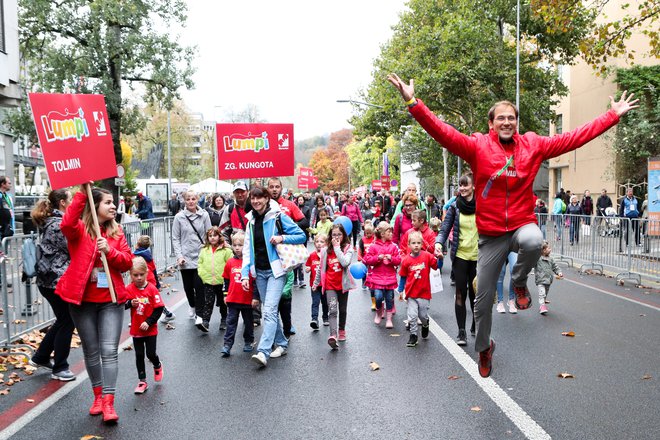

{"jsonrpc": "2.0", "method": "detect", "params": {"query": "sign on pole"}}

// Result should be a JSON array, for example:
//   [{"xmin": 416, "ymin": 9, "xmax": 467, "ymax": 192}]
[
  {"xmin": 28, "ymin": 93, "xmax": 117, "ymax": 189},
  {"xmin": 381, "ymin": 175, "xmax": 391, "ymax": 190},
  {"xmin": 216, "ymin": 123, "xmax": 294, "ymax": 179},
  {"xmin": 649, "ymin": 157, "xmax": 660, "ymax": 236},
  {"xmin": 371, "ymin": 180, "xmax": 382, "ymax": 191}
]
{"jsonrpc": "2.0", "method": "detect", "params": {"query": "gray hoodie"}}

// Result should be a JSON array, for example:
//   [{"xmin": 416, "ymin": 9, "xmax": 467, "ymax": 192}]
[
  {"xmin": 172, "ymin": 207, "xmax": 212, "ymax": 269},
  {"xmin": 535, "ymin": 255, "xmax": 561, "ymax": 286}
]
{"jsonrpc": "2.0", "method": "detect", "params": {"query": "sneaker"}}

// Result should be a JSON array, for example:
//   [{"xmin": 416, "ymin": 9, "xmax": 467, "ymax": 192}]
[
  {"xmin": 251, "ymin": 352, "xmax": 268, "ymax": 367},
  {"xmin": 289, "ymin": 326, "xmax": 296, "ymax": 335},
  {"xmin": 478, "ymin": 340, "xmax": 496, "ymax": 378},
  {"xmin": 496, "ymin": 302, "xmax": 506, "ymax": 314},
  {"xmin": 450, "ymin": 280, "xmax": 456, "ymax": 286},
  {"xmin": 219, "ymin": 319, "xmax": 227, "ymax": 331},
  {"xmin": 243, "ymin": 342, "xmax": 255, "ymax": 353},
  {"xmin": 513, "ymin": 286, "xmax": 532, "ymax": 310},
  {"xmin": 456, "ymin": 329, "xmax": 467, "ymax": 346},
  {"xmin": 299, "ymin": 282, "xmax": 306, "ymax": 288},
  {"xmin": 195, "ymin": 316, "xmax": 209, "ymax": 332},
  {"xmin": 338, "ymin": 330, "xmax": 346, "ymax": 341},
  {"xmin": 188, "ymin": 307, "xmax": 196, "ymax": 319},
  {"xmin": 327, "ymin": 336, "xmax": 339, "ymax": 350},
  {"xmin": 160, "ymin": 313, "xmax": 176, "ymax": 323},
  {"xmin": 134, "ymin": 381, "xmax": 148, "ymax": 394},
  {"xmin": 406, "ymin": 334, "xmax": 418, "ymax": 347},
  {"xmin": 310, "ymin": 320, "xmax": 319, "ymax": 330},
  {"xmin": 29, "ymin": 357, "xmax": 54, "ymax": 370},
  {"xmin": 253, "ymin": 321, "xmax": 261, "ymax": 327},
  {"xmin": 270, "ymin": 346, "xmax": 287, "ymax": 358},
  {"xmin": 323, "ymin": 320, "xmax": 330, "ymax": 327},
  {"xmin": 154, "ymin": 364, "xmax": 163, "ymax": 382},
  {"xmin": 539, "ymin": 304, "xmax": 549, "ymax": 315},
  {"xmin": 51, "ymin": 369, "xmax": 76, "ymax": 381},
  {"xmin": 470, "ymin": 323, "xmax": 476, "ymax": 337},
  {"xmin": 421, "ymin": 323, "xmax": 430, "ymax": 339},
  {"xmin": 221, "ymin": 346, "xmax": 231, "ymax": 357}
]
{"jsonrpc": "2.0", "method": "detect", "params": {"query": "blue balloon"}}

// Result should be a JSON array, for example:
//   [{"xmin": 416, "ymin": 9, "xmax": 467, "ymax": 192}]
[
  {"xmin": 333, "ymin": 215, "xmax": 353, "ymax": 236},
  {"xmin": 349, "ymin": 262, "xmax": 368, "ymax": 280}
]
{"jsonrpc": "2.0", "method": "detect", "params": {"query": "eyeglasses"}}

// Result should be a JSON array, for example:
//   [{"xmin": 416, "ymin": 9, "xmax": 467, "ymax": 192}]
[
  {"xmin": 404, "ymin": 204, "xmax": 415, "ymax": 208},
  {"xmin": 331, "ymin": 233, "xmax": 343, "ymax": 237}
]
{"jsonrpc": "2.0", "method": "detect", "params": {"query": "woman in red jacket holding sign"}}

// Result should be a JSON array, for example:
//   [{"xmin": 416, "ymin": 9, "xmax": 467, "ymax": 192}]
[{"xmin": 56, "ymin": 184, "xmax": 133, "ymax": 424}]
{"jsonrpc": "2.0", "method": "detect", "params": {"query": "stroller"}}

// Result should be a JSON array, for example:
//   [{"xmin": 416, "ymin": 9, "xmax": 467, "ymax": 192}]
[{"xmin": 598, "ymin": 207, "xmax": 620, "ymax": 237}]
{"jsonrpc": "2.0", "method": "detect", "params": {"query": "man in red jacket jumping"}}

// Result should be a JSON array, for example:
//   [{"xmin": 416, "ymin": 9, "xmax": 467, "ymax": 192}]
[{"xmin": 388, "ymin": 73, "xmax": 638, "ymax": 378}]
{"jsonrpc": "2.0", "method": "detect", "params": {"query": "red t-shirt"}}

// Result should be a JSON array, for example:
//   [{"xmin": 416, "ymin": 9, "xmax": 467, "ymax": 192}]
[
  {"xmin": 324, "ymin": 249, "xmax": 344, "ymax": 291},
  {"xmin": 358, "ymin": 235, "xmax": 375, "ymax": 261},
  {"xmin": 305, "ymin": 251, "xmax": 321, "ymax": 288},
  {"xmin": 230, "ymin": 205, "xmax": 249, "ymax": 230},
  {"xmin": 277, "ymin": 197, "xmax": 305, "ymax": 222},
  {"xmin": 223, "ymin": 257, "xmax": 253, "ymax": 305},
  {"xmin": 127, "ymin": 283, "xmax": 164, "ymax": 337},
  {"xmin": 398, "ymin": 251, "xmax": 438, "ymax": 300},
  {"xmin": 82, "ymin": 257, "xmax": 112, "ymax": 303}
]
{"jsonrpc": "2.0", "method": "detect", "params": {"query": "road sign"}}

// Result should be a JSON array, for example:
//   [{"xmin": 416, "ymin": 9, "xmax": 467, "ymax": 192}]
[{"xmin": 115, "ymin": 178, "xmax": 126, "ymax": 187}]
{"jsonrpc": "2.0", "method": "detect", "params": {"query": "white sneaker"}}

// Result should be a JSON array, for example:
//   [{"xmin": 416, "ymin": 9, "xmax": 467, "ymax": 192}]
[
  {"xmin": 496, "ymin": 302, "xmax": 506, "ymax": 314},
  {"xmin": 270, "ymin": 346, "xmax": 287, "ymax": 358},
  {"xmin": 160, "ymin": 313, "xmax": 176, "ymax": 323},
  {"xmin": 508, "ymin": 299, "xmax": 517, "ymax": 314},
  {"xmin": 188, "ymin": 307, "xmax": 196, "ymax": 319},
  {"xmin": 251, "ymin": 352, "xmax": 267, "ymax": 367}
]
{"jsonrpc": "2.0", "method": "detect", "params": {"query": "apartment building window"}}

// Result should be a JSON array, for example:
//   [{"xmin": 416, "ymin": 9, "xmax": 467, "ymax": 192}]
[
  {"xmin": 555, "ymin": 114, "xmax": 563, "ymax": 134},
  {"xmin": 0, "ymin": 0, "xmax": 6, "ymax": 53}
]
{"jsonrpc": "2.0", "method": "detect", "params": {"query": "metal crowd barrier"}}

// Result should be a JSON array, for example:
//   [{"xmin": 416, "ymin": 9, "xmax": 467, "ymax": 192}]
[
  {"xmin": 1, "ymin": 216, "xmax": 179, "ymax": 353},
  {"xmin": 537, "ymin": 213, "xmax": 660, "ymax": 285}
]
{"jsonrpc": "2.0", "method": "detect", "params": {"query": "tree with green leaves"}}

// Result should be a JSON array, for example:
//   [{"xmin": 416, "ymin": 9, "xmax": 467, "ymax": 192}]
[{"xmin": 11, "ymin": 0, "xmax": 195, "ymax": 166}]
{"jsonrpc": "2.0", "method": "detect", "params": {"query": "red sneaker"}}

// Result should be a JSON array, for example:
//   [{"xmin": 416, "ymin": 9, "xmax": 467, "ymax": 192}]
[
  {"xmin": 478, "ymin": 340, "xmax": 496, "ymax": 378},
  {"xmin": 513, "ymin": 286, "xmax": 532, "ymax": 310},
  {"xmin": 134, "ymin": 381, "xmax": 148, "ymax": 394},
  {"xmin": 338, "ymin": 330, "xmax": 347, "ymax": 341},
  {"xmin": 154, "ymin": 363, "xmax": 163, "ymax": 382},
  {"xmin": 89, "ymin": 386, "xmax": 103, "ymax": 416},
  {"xmin": 102, "ymin": 394, "xmax": 119, "ymax": 423},
  {"xmin": 327, "ymin": 336, "xmax": 338, "ymax": 350}
]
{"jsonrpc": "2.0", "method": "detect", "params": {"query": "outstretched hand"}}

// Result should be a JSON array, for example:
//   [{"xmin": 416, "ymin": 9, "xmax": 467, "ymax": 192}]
[
  {"xmin": 610, "ymin": 90, "xmax": 639, "ymax": 117},
  {"xmin": 387, "ymin": 73, "xmax": 415, "ymax": 102}
]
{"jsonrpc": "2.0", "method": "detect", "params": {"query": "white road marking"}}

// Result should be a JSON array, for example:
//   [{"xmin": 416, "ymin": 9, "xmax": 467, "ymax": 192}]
[
  {"xmin": 0, "ymin": 297, "xmax": 189, "ymax": 440},
  {"xmin": 562, "ymin": 277, "xmax": 660, "ymax": 312},
  {"xmin": 427, "ymin": 317, "xmax": 552, "ymax": 440}
]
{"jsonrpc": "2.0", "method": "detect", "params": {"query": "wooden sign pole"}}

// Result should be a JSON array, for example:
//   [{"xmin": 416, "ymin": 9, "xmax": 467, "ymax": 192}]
[{"xmin": 85, "ymin": 183, "xmax": 117, "ymax": 303}]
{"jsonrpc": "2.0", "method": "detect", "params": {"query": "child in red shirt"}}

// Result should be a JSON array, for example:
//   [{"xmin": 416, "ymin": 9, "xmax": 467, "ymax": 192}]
[
  {"xmin": 398, "ymin": 231, "xmax": 438, "ymax": 347},
  {"xmin": 221, "ymin": 231, "xmax": 255, "ymax": 357},
  {"xmin": 312, "ymin": 224, "xmax": 354, "ymax": 350},
  {"xmin": 126, "ymin": 257, "xmax": 164, "ymax": 394},
  {"xmin": 400, "ymin": 210, "xmax": 436, "ymax": 256},
  {"xmin": 305, "ymin": 233, "xmax": 329, "ymax": 330},
  {"xmin": 358, "ymin": 221, "xmax": 377, "ymax": 309}
]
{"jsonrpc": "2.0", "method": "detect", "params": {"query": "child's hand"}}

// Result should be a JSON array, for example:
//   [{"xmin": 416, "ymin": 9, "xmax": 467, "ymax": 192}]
[
  {"xmin": 131, "ymin": 298, "xmax": 139, "ymax": 308},
  {"xmin": 251, "ymin": 299, "xmax": 260, "ymax": 309},
  {"xmin": 304, "ymin": 267, "xmax": 311, "ymax": 273},
  {"xmin": 378, "ymin": 254, "xmax": 385, "ymax": 261},
  {"xmin": 398, "ymin": 291, "xmax": 405, "ymax": 301},
  {"xmin": 139, "ymin": 322, "xmax": 149, "ymax": 331},
  {"xmin": 242, "ymin": 279, "xmax": 250, "ymax": 291},
  {"xmin": 557, "ymin": 273, "xmax": 563, "ymax": 279}
]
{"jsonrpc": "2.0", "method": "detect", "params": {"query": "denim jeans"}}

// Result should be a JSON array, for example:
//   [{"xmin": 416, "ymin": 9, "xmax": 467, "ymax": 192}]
[
  {"xmin": 224, "ymin": 304, "xmax": 254, "ymax": 349},
  {"xmin": 496, "ymin": 252, "xmax": 518, "ymax": 303},
  {"xmin": 255, "ymin": 269, "xmax": 288, "ymax": 357},
  {"xmin": 374, "ymin": 289, "xmax": 394, "ymax": 311},
  {"xmin": 69, "ymin": 301, "xmax": 124, "ymax": 394},
  {"xmin": 310, "ymin": 286, "xmax": 328, "ymax": 322}
]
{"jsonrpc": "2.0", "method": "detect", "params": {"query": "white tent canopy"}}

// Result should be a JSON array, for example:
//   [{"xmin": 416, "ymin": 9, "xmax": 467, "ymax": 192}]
[{"xmin": 189, "ymin": 178, "xmax": 233, "ymax": 194}]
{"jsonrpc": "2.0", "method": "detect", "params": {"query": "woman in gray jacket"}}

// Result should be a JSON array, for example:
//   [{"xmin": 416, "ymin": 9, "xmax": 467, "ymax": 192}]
[{"xmin": 172, "ymin": 190, "xmax": 212, "ymax": 321}]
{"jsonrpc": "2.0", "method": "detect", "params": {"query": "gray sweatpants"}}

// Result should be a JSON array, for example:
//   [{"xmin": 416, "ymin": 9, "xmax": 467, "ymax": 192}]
[
  {"xmin": 474, "ymin": 223, "xmax": 543, "ymax": 352},
  {"xmin": 407, "ymin": 297, "xmax": 430, "ymax": 335}
]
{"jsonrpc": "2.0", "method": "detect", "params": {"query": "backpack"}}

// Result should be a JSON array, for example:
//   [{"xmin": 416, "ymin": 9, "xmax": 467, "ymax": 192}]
[
  {"xmin": 561, "ymin": 200, "xmax": 567, "ymax": 214},
  {"xmin": 23, "ymin": 236, "xmax": 38, "ymax": 278}
]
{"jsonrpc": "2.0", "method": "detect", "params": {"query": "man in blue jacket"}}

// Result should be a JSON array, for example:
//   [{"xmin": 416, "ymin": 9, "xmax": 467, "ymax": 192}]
[{"xmin": 136, "ymin": 192, "xmax": 155, "ymax": 220}]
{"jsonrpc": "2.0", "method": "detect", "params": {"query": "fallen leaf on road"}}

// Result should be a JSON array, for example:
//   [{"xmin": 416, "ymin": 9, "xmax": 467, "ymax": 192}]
[
  {"xmin": 558, "ymin": 372, "xmax": 575, "ymax": 379},
  {"xmin": 80, "ymin": 435, "xmax": 104, "ymax": 440},
  {"xmin": 26, "ymin": 399, "xmax": 34, "ymax": 403},
  {"xmin": 0, "ymin": 389, "xmax": 9, "ymax": 395},
  {"xmin": 369, "ymin": 361, "xmax": 380, "ymax": 371},
  {"xmin": 389, "ymin": 333, "xmax": 400, "ymax": 337},
  {"xmin": 448, "ymin": 375, "xmax": 461, "ymax": 380},
  {"xmin": 124, "ymin": 345, "xmax": 133, "ymax": 351},
  {"xmin": 0, "ymin": 365, "xmax": 6, "ymax": 372},
  {"xmin": 639, "ymin": 314, "xmax": 646, "ymax": 317},
  {"xmin": 171, "ymin": 288, "xmax": 178, "ymax": 292},
  {"xmin": 561, "ymin": 331, "xmax": 575, "ymax": 337},
  {"xmin": 165, "ymin": 323, "xmax": 176, "ymax": 330},
  {"xmin": 641, "ymin": 375, "xmax": 652, "ymax": 380},
  {"xmin": 470, "ymin": 406, "xmax": 481, "ymax": 412}
]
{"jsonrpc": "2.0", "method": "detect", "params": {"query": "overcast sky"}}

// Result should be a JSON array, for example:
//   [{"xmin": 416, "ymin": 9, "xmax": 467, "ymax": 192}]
[{"xmin": 179, "ymin": 0, "xmax": 407, "ymax": 140}]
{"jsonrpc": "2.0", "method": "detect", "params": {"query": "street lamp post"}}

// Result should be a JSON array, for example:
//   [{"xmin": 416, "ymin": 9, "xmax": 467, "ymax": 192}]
[{"xmin": 167, "ymin": 109, "xmax": 171, "ymax": 196}]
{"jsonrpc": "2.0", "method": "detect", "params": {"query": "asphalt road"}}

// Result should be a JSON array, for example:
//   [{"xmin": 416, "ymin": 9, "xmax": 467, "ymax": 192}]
[{"xmin": 1, "ymin": 259, "xmax": 659, "ymax": 440}]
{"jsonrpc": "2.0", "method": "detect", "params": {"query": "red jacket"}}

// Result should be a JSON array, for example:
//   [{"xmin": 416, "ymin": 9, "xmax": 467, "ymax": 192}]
[
  {"xmin": 400, "ymin": 224, "xmax": 436, "ymax": 256},
  {"xmin": 410, "ymin": 100, "xmax": 620, "ymax": 236},
  {"xmin": 56, "ymin": 192, "xmax": 133, "ymax": 305},
  {"xmin": 393, "ymin": 211, "xmax": 413, "ymax": 246},
  {"xmin": 362, "ymin": 239, "xmax": 401, "ymax": 289},
  {"xmin": 277, "ymin": 197, "xmax": 305, "ymax": 222}
]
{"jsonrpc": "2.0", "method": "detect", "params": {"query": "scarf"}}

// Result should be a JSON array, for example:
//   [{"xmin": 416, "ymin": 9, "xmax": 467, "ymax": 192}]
[{"xmin": 456, "ymin": 195, "xmax": 476, "ymax": 215}]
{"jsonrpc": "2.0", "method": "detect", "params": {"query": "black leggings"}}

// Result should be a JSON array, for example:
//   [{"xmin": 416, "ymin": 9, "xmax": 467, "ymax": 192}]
[
  {"xmin": 133, "ymin": 335, "xmax": 160, "ymax": 381},
  {"xmin": 279, "ymin": 297, "xmax": 292, "ymax": 337},
  {"xmin": 351, "ymin": 221, "xmax": 360, "ymax": 246},
  {"xmin": 453, "ymin": 257, "xmax": 477, "ymax": 331},
  {"xmin": 180, "ymin": 269, "xmax": 203, "ymax": 308}
]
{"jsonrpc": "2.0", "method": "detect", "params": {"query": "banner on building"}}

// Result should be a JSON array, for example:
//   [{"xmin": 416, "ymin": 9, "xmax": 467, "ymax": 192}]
[
  {"xmin": 649, "ymin": 157, "xmax": 660, "ymax": 236},
  {"xmin": 216, "ymin": 123, "xmax": 294, "ymax": 179},
  {"xmin": 28, "ymin": 93, "xmax": 117, "ymax": 189}
]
